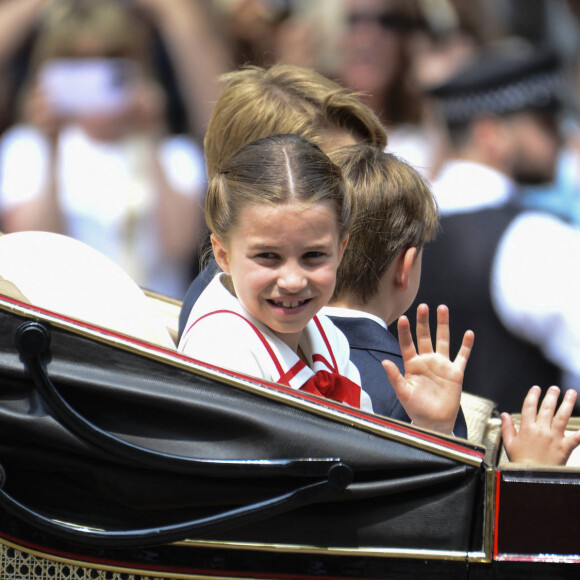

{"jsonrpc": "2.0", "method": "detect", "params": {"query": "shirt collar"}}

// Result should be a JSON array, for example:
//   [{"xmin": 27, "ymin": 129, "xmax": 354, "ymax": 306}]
[{"xmin": 321, "ymin": 306, "xmax": 388, "ymax": 330}]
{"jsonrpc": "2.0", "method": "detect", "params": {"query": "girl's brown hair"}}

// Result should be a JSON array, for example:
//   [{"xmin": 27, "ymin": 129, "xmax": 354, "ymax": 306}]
[{"xmin": 206, "ymin": 134, "xmax": 352, "ymax": 245}]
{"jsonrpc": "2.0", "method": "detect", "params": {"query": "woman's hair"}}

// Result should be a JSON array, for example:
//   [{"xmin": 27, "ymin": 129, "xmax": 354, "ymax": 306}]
[
  {"xmin": 203, "ymin": 63, "xmax": 387, "ymax": 178},
  {"xmin": 28, "ymin": 0, "xmax": 151, "ymax": 74},
  {"xmin": 339, "ymin": 0, "xmax": 425, "ymax": 127},
  {"xmin": 330, "ymin": 144, "xmax": 439, "ymax": 304},
  {"xmin": 206, "ymin": 134, "xmax": 352, "ymax": 245}
]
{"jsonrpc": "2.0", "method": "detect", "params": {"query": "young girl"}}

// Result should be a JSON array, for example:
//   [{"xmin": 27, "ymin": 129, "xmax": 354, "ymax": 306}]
[{"xmin": 178, "ymin": 134, "xmax": 373, "ymax": 411}]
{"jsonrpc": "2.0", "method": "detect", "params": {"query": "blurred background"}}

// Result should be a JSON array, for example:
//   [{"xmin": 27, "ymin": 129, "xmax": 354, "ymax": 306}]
[
  {"xmin": 1, "ymin": 0, "xmax": 579, "ymax": 295},
  {"xmin": 1, "ymin": 0, "xmax": 580, "ymax": 409}
]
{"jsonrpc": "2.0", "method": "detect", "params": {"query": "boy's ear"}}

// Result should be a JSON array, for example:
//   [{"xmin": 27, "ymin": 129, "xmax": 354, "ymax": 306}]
[
  {"xmin": 211, "ymin": 234, "xmax": 231, "ymax": 275},
  {"xmin": 395, "ymin": 247, "xmax": 418, "ymax": 291}
]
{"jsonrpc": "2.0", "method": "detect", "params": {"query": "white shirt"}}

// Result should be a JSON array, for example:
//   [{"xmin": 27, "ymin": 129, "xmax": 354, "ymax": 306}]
[
  {"xmin": 491, "ymin": 210, "xmax": 580, "ymax": 391},
  {"xmin": 386, "ymin": 123, "xmax": 439, "ymax": 180},
  {"xmin": 433, "ymin": 159, "xmax": 515, "ymax": 215},
  {"xmin": 179, "ymin": 274, "xmax": 372, "ymax": 412},
  {"xmin": 434, "ymin": 158, "xmax": 580, "ymax": 392}
]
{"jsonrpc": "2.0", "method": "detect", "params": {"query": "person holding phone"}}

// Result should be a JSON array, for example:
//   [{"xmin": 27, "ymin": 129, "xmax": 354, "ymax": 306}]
[{"xmin": 0, "ymin": 0, "xmax": 206, "ymax": 299}]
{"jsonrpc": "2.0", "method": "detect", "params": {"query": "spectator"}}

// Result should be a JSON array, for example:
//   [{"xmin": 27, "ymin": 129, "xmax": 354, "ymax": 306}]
[
  {"xmin": 0, "ymin": 0, "xmax": 206, "ymax": 298},
  {"xmin": 331, "ymin": 0, "xmax": 441, "ymax": 178},
  {"xmin": 414, "ymin": 42, "xmax": 580, "ymax": 412}
]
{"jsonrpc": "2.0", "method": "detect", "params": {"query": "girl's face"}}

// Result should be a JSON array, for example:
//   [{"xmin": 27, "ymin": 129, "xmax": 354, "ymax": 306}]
[{"xmin": 212, "ymin": 201, "xmax": 348, "ymax": 352}]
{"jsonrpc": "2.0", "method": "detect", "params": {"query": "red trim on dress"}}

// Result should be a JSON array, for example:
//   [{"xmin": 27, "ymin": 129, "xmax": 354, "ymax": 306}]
[{"xmin": 184, "ymin": 309, "xmax": 287, "ymax": 378}]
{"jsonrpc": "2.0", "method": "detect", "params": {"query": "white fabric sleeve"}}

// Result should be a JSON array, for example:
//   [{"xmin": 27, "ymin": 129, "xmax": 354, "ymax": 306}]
[
  {"xmin": 0, "ymin": 125, "xmax": 50, "ymax": 210},
  {"xmin": 158, "ymin": 135, "xmax": 206, "ymax": 198},
  {"xmin": 491, "ymin": 211, "xmax": 580, "ymax": 388}
]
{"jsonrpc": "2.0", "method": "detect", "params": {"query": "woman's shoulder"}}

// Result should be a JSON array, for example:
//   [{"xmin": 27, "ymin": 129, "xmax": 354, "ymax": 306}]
[
  {"xmin": 158, "ymin": 134, "xmax": 207, "ymax": 192},
  {"xmin": 0, "ymin": 124, "xmax": 48, "ymax": 154}
]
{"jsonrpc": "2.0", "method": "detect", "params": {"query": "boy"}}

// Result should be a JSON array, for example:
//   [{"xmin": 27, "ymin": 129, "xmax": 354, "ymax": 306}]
[
  {"xmin": 324, "ymin": 145, "xmax": 469, "ymax": 436},
  {"xmin": 324, "ymin": 145, "xmax": 580, "ymax": 463}
]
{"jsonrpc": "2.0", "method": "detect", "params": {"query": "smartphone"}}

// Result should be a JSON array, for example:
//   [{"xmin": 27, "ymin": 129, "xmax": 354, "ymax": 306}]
[{"xmin": 38, "ymin": 58, "xmax": 136, "ymax": 115}]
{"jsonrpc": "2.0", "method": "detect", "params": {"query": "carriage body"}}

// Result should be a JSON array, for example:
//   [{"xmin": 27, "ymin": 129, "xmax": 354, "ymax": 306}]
[{"xmin": 0, "ymin": 294, "xmax": 579, "ymax": 580}]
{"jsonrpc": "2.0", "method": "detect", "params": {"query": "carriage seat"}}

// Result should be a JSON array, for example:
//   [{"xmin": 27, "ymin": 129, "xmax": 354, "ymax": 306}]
[{"xmin": 0, "ymin": 231, "xmax": 175, "ymax": 349}]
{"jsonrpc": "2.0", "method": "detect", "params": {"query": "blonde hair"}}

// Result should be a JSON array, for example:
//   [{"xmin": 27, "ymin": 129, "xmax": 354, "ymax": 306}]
[
  {"xmin": 330, "ymin": 145, "xmax": 439, "ymax": 303},
  {"xmin": 204, "ymin": 63, "xmax": 387, "ymax": 178},
  {"xmin": 206, "ymin": 134, "xmax": 351, "ymax": 245}
]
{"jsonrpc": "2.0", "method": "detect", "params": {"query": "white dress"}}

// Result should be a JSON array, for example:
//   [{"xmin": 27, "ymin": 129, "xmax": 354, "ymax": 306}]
[{"xmin": 179, "ymin": 274, "xmax": 373, "ymax": 412}]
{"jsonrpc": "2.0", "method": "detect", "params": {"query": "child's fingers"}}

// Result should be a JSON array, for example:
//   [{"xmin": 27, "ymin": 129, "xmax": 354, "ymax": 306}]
[
  {"xmin": 501, "ymin": 412, "xmax": 517, "ymax": 451},
  {"xmin": 397, "ymin": 315, "xmax": 418, "ymax": 360},
  {"xmin": 564, "ymin": 428, "xmax": 580, "ymax": 458},
  {"xmin": 536, "ymin": 385, "xmax": 560, "ymax": 428},
  {"xmin": 435, "ymin": 304, "xmax": 450, "ymax": 359},
  {"xmin": 415, "ymin": 303, "xmax": 434, "ymax": 354},
  {"xmin": 552, "ymin": 388, "xmax": 577, "ymax": 433},
  {"xmin": 382, "ymin": 359, "xmax": 409, "ymax": 402},
  {"xmin": 453, "ymin": 330, "xmax": 475, "ymax": 372},
  {"xmin": 520, "ymin": 386, "xmax": 542, "ymax": 424}
]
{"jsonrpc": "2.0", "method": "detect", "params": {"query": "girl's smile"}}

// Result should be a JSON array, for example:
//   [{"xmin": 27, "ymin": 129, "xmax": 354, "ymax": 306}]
[{"xmin": 212, "ymin": 201, "xmax": 348, "ymax": 351}]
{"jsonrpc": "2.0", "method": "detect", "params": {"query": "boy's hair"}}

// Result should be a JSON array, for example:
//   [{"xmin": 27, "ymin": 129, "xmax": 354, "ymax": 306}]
[
  {"xmin": 203, "ymin": 63, "xmax": 387, "ymax": 178},
  {"xmin": 330, "ymin": 144, "xmax": 439, "ymax": 304},
  {"xmin": 206, "ymin": 134, "xmax": 351, "ymax": 243}
]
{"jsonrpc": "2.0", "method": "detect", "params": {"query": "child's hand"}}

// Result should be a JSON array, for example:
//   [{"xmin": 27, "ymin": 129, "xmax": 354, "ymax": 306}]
[
  {"xmin": 382, "ymin": 303, "xmax": 474, "ymax": 435},
  {"xmin": 502, "ymin": 385, "xmax": 580, "ymax": 466}
]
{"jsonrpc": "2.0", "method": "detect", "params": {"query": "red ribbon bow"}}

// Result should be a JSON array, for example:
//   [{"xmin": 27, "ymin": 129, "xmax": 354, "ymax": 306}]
[{"xmin": 300, "ymin": 370, "xmax": 361, "ymax": 408}]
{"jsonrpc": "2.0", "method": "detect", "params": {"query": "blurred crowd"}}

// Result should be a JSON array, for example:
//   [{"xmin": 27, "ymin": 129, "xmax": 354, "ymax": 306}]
[{"xmin": 1, "ymin": 0, "xmax": 580, "ymax": 409}]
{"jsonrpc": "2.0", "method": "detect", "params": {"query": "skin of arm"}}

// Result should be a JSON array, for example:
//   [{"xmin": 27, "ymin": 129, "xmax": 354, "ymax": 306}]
[
  {"xmin": 131, "ymin": 0, "xmax": 231, "ymax": 140},
  {"xmin": 0, "ymin": 0, "xmax": 52, "ymax": 68},
  {"xmin": 129, "ymin": 78, "xmax": 203, "ymax": 263},
  {"xmin": 382, "ymin": 303, "xmax": 474, "ymax": 435},
  {"xmin": 501, "ymin": 385, "xmax": 580, "ymax": 466}
]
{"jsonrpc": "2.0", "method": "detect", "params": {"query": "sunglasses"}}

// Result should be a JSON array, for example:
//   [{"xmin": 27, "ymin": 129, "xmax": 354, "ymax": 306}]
[{"xmin": 347, "ymin": 11, "xmax": 414, "ymax": 31}]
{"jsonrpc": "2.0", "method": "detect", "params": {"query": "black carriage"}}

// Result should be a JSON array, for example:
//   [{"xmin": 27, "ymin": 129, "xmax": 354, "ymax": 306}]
[{"xmin": 0, "ymin": 292, "xmax": 579, "ymax": 580}]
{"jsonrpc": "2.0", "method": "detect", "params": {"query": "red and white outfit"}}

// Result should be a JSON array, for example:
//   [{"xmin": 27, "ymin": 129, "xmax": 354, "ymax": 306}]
[{"xmin": 179, "ymin": 274, "xmax": 373, "ymax": 412}]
